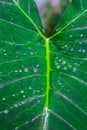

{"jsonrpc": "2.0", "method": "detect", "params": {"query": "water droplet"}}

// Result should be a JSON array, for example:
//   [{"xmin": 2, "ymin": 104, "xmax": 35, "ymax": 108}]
[
  {"xmin": 19, "ymin": 70, "xmax": 22, "ymax": 73},
  {"xmin": 36, "ymin": 64, "xmax": 39, "ymax": 67},
  {"xmin": 4, "ymin": 110, "xmax": 9, "ymax": 114},
  {"xmin": 30, "ymin": 52, "xmax": 34, "ymax": 55},
  {"xmin": 64, "ymin": 45, "xmax": 68, "ymax": 48},
  {"xmin": 62, "ymin": 61, "xmax": 66, "ymax": 65},
  {"xmin": 24, "ymin": 68, "xmax": 28, "ymax": 72},
  {"xmin": 59, "ymin": 59, "xmax": 62, "ymax": 62},
  {"xmin": 33, "ymin": 68, "xmax": 38, "ymax": 73},
  {"xmin": 75, "ymin": 63, "xmax": 78, "ymax": 66},
  {"xmin": 23, "ymin": 95, "xmax": 26, "ymax": 98},
  {"xmin": 2, "ymin": 98, "xmax": 5, "ymax": 101},
  {"xmin": 14, "ymin": 104, "xmax": 18, "ymax": 108},
  {"xmin": 64, "ymin": 67, "xmax": 67, "ymax": 70},
  {"xmin": 73, "ymin": 68, "xmax": 77, "ymax": 72},
  {"xmin": 21, "ymin": 102, "xmax": 24, "ymax": 104},
  {"xmin": 57, "ymin": 65, "xmax": 60, "ymax": 69},
  {"xmin": 37, "ymin": 90, "xmax": 40, "ymax": 93},
  {"xmin": 78, "ymin": 49, "xmax": 81, "ymax": 52},
  {"xmin": 12, "ymin": 94, "xmax": 15, "ymax": 97},
  {"xmin": 23, "ymin": 53, "xmax": 26, "ymax": 55},
  {"xmin": 15, "ymin": 127, "xmax": 19, "ymax": 130},
  {"xmin": 71, "ymin": 48, "xmax": 73, "ymax": 51},
  {"xmin": 14, "ymin": 70, "xmax": 18, "ymax": 73},
  {"xmin": 70, "ymin": 35, "xmax": 73, "ymax": 38},
  {"xmin": 29, "ymin": 87, "xmax": 32, "ymax": 90},
  {"xmin": 21, "ymin": 90, "xmax": 24, "ymax": 93},
  {"xmin": 79, "ymin": 42, "xmax": 82, "ymax": 45},
  {"xmin": 33, "ymin": 90, "xmax": 36, "ymax": 94},
  {"xmin": 82, "ymin": 49, "xmax": 86, "ymax": 53},
  {"xmin": 59, "ymin": 82, "xmax": 62, "ymax": 85},
  {"xmin": 4, "ymin": 53, "xmax": 7, "ymax": 56},
  {"xmin": 80, "ymin": 34, "xmax": 83, "ymax": 37}
]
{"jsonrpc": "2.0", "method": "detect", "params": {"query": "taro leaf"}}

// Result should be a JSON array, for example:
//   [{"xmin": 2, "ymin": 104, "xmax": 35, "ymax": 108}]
[{"xmin": 0, "ymin": 0, "xmax": 87, "ymax": 130}]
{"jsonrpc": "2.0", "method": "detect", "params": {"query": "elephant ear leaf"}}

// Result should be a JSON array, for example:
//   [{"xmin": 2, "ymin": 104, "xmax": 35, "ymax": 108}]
[{"xmin": 0, "ymin": 0, "xmax": 87, "ymax": 130}]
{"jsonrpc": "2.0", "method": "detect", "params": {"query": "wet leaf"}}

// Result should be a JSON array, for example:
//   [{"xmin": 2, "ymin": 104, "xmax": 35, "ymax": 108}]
[{"xmin": 0, "ymin": 0, "xmax": 87, "ymax": 130}]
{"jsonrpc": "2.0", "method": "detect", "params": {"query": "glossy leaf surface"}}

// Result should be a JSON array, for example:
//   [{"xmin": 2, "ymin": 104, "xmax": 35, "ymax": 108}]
[{"xmin": 0, "ymin": 0, "xmax": 87, "ymax": 130}]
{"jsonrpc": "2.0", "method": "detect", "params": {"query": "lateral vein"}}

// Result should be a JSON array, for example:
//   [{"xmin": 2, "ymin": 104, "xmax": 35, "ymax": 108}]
[{"xmin": 51, "ymin": 9, "xmax": 87, "ymax": 38}]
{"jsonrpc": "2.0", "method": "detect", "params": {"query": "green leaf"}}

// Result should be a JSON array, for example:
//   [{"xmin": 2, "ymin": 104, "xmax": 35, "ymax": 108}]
[{"xmin": 0, "ymin": 0, "xmax": 87, "ymax": 130}]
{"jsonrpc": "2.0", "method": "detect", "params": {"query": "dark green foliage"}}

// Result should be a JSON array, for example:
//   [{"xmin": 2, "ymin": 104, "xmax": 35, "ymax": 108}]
[{"xmin": 0, "ymin": 0, "xmax": 87, "ymax": 130}]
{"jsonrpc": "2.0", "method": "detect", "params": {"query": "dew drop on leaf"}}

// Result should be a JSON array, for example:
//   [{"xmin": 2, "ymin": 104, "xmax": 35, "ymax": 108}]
[
  {"xmin": 24, "ymin": 68, "xmax": 29, "ymax": 72},
  {"xmin": 33, "ymin": 67, "xmax": 38, "ymax": 73},
  {"xmin": 4, "ymin": 110, "xmax": 9, "ymax": 114}
]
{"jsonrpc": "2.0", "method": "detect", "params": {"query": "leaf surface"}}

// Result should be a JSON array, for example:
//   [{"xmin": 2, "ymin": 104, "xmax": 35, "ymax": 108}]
[{"xmin": 0, "ymin": 0, "xmax": 87, "ymax": 130}]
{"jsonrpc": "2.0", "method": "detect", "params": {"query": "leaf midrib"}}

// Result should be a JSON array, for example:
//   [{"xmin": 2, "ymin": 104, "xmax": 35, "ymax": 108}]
[{"xmin": 45, "ymin": 38, "xmax": 50, "ymax": 108}]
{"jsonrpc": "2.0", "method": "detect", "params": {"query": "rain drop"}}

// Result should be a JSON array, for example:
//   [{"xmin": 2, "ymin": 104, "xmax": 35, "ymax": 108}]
[
  {"xmin": 14, "ymin": 104, "xmax": 18, "ymax": 108},
  {"xmin": 71, "ymin": 48, "xmax": 73, "ymax": 52},
  {"xmin": 23, "ymin": 53, "xmax": 26, "ymax": 55},
  {"xmin": 15, "ymin": 127, "xmax": 19, "ymax": 130},
  {"xmin": 70, "ymin": 35, "xmax": 73, "ymax": 38},
  {"xmin": 73, "ymin": 68, "xmax": 77, "ymax": 72},
  {"xmin": 79, "ymin": 42, "xmax": 82, "ymax": 45},
  {"xmin": 64, "ymin": 45, "xmax": 68, "ymax": 48},
  {"xmin": 80, "ymin": 34, "xmax": 83, "ymax": 37},
  {"xmin": 82, "ymin": 49, "xmax": 86, "ymax": 53},
  {"xmin": 24, "ymin": 68, "xmax": 28, "ymax": 72},
  {"xmin": 29, "ymin": 87, "xmax": 32, "ymax": 90},
  {"xmin": 3, "ymin": 50, "xmax": 6, "ymax": 52},
  {"xmin": 62, "ymin": 61, "xmax": 66, "ymax": 65},
  {"xmin": 4, "ymin": 110, "xmax": 9, "ymax": 114},
  {"xmin": 4, "ymin": 53, "xmax": 7, "ymax": 56},
  {"xmin": 30, "ymin": 52, "xmax": 34, "ymax": 55},
  {"xmin": 23, "ymin": 95, "xmax": 26, "ymax": 98},
  {"xmin": 33, "ymin": 67, "xmax": 38, "ymax": 73},
  {"xmin": 2, "ymin": 98, "xmax": 5, "ymax": 101},
  {"xmin": 64, "ymin": 67, "xmax": 67, "ymax": 70},
  {"xmin": 12, "ymin": 94, "xmax": 15, "ymax": 97},
  {"xmin": 19, "ymin": 70, "xmax": 22, "ymax": 73},
  {"xmin": 57, "ymin": 65, "xmax": 60, "ymax": 69},
  {"xmin": 14, "ymin": 70, "xmax": 18, "ymax": 73},
  {"xmin": 21, "ymin": 90, "xmax": 24, "ymax": 93}
]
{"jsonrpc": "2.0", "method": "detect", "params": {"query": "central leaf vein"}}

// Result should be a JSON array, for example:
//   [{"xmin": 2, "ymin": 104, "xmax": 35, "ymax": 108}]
[{"xmin": 45, "ymin": 38, "xmax": 50, "ymax": 108}]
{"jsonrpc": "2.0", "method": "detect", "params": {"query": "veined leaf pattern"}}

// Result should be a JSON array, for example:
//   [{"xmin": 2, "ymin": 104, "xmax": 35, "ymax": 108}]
[{"xmin": 0, "ymin": 0, "xmax": 87, "ymax": 130}]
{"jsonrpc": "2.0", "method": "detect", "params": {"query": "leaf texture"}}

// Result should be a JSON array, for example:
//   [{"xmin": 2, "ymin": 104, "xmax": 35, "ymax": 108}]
[{"xmin": 0, "ymin": 0, "xmax": 87, "ymax": 130}]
